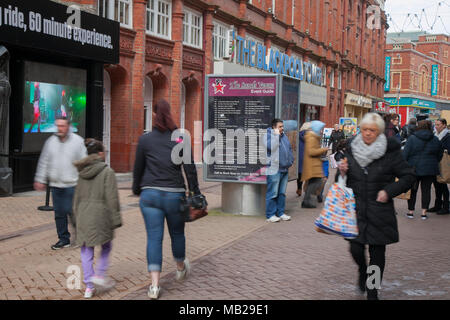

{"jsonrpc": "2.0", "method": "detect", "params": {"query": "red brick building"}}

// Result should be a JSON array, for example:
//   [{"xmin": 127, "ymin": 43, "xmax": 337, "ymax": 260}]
[
  {"xmin": 56, "ymin": 0, "xmax": 388, "ymax": 172},
  {"xmin": 385, "ymin": 32, "xmax": 450, "ymax": 126}
]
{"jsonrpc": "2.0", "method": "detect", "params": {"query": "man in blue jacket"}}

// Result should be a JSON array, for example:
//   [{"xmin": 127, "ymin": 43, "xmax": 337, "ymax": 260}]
[{"xmin": 265, "ymin": 119, "xmax": 295, "ymax": 222}]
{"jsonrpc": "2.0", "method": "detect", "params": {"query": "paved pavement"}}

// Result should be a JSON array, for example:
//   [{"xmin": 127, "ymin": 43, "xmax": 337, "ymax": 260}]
[{"xmin": 1, "ymin": 169, "xmax": 450, "ymax": 300}]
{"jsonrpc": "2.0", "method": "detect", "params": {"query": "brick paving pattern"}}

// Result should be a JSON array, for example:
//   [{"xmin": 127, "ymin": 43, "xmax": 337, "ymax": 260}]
[{"xmin": 1, "ymin": 170, "xmax": 450, "ymax": 300}]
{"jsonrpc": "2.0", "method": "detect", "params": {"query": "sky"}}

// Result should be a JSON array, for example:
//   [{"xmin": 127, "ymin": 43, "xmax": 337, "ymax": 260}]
[{"xmin": 385, "ymin": 0, "xmax": 450, "ymax": 35}]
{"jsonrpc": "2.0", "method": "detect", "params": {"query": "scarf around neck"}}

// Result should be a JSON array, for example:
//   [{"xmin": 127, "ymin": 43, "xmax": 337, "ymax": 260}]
[
  {"xmin": 437, "ymin": 128, "xmax": 449, "ymax": 141},
  {"xmin": 351, "ymin": 133, "xmax": 387, "ymax": 168}
]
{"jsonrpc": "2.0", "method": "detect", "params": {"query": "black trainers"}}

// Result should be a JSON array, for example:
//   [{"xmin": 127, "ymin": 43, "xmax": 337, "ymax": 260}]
[
  {"xmin": 317, "ymin": 195, "xmax": 323, "ymax": 203},
  {"xmin": 51, "ymin": 240, "xmax": 71, "ymax": 250},
  {"xmin": 301, "ymin": 202, "xmax": 316, "ymax": 209}
]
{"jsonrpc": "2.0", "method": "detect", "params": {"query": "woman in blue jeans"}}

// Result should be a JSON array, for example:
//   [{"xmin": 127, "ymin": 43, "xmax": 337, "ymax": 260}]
[{"xmin": 132, "ymin": 99, "xmax": 203, "ymax": 299}]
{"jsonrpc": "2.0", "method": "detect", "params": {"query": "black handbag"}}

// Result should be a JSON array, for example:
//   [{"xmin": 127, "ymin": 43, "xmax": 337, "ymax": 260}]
[{"xmin": 180, "ymin": 193, "xmax": 208, "ymax": 222}]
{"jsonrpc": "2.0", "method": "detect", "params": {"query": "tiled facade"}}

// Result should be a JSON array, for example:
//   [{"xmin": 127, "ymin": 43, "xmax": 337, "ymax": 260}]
[{"xmin": 55, "ymin": 0, "xmax": 388, "ymax": 172}]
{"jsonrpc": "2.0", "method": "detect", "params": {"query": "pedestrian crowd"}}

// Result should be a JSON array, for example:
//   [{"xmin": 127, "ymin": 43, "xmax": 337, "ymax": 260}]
[{"xmin": 33, "ymin": 101, "xmax": 450, "ymax": 300}]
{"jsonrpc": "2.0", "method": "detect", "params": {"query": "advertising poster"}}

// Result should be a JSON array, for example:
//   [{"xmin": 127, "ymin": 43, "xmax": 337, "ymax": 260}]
[
  {"xmin": 205, "ymin": 76, "xmax": 277, "ymax": 183},
  {"xmin": 339, "ymin": 117, "xmax": 358, "ymax": 138},
  {"xmin": 280, "ymin": 77, "xmax": 300, "ymax": 181}
]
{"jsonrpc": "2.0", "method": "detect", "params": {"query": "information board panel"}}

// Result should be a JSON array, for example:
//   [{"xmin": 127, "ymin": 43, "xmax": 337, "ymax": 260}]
[
  {"xmin": 279, "ymin": 76, "xmax": 300, "ymax": 181},
  {"xmin": 204, "ymin": 75, "xmax": 277, "ymax": 183}
]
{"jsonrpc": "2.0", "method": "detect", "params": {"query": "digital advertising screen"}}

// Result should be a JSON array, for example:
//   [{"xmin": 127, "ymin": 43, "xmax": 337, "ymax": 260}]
[
  {"xmin": 23, "ymin": 81, "xmax": 86, "ymax": 134},
  {"xmin": 22, "ymin": 61, "xmax": 87, "ymax": 153}
]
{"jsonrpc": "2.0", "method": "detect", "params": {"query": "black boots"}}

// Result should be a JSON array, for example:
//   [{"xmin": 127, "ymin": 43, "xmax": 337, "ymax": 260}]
[
  {"xmin": 358, "ymin": 272, "xmax": 367, "ymax": 293},
  {"xmin": 367, "ymin": 288, "xmax": 379, "ymax": 300}
]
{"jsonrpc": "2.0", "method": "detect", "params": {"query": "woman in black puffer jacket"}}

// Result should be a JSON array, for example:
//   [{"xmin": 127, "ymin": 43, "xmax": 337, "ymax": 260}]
[
  {"xmin": 338, "ymin": 113, "xmax": 415, "ymax": 300},
  {"xmin": 403, "ymin": 120, "xmax": 443, "ymax": 220}
]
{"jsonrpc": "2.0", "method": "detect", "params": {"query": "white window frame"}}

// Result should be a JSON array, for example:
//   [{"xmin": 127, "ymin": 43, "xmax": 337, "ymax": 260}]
[
  {"xmin": 213, "ymin": 21, "xmax": 230, "ymax": 60},
  {"xmin": 98, "ymin": 0, "xmax": 133, "ymax": 29},
  {"xmin": 144, "ymin": 77, "xmax": 153, "ymax": 133},
  {"xmin": 183, "ymin": 8, "xmax": 203, "ymax": 49},
  {"xmin": 338, "ymin": 71, "xmax": 342, "ymax": 90},
  {"xmin": 330, "ymin": 69, "xmax": 335, "ymax": 88},
  {"xmin": 146, "ymin": 0, "xmax": 172, "ymax": 40}
]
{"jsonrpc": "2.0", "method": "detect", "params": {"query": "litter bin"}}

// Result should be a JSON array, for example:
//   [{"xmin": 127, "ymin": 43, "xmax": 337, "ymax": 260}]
[{"xmin": 0, "ymin": 167, "xmax": 13, "ymax": 197}]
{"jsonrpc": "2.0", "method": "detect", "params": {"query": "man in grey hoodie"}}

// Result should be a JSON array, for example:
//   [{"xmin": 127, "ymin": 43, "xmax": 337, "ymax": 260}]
[{"xmin": 34, "ymin": 116, "xmax": 87, "ymax": 250}]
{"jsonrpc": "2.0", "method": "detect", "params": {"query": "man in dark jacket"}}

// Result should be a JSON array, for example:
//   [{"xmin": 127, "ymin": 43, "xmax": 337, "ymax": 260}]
[
  {"xmin": 329, "ymin": 124, "xmax": 345, "ymax": 154},
  {"xmin": 265, "ymin": 119, "xmax": 294, "ymax": 222},
  {"xmin": 429, "ymin": 118, "xmax": 450, "ymax": 214}
]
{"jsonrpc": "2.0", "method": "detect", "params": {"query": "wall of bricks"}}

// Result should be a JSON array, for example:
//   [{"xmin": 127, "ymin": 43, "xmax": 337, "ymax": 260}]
[
  {"xmin": 386, "ymin": 34, "xmax": 450, "ymax": 101},
  {"xmin": 57, "ymin": 0, "xmax": 387, "ymax": 172}
]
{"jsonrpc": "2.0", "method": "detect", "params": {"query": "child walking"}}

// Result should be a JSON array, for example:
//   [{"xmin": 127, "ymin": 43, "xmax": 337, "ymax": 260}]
[{"xmin": 73, "ymin": 139, "xmax": 122, "ymax": 298}]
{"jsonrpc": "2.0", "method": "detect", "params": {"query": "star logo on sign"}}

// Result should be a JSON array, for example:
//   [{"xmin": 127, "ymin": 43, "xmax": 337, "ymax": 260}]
[{"xmin": 213, "ymin": 79, "xmax": 226, "ymax": 94}]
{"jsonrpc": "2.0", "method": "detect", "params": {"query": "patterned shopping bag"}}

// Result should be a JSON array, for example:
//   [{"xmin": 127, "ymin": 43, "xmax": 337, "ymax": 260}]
[{"xmin": 314, "ymin": 175, "xmax": 358, "ymax": 239}]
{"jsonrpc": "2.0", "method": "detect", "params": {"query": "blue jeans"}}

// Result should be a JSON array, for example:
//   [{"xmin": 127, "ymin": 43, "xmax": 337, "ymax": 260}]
[
  {"xmin": 265, "ymin": 171, "xmax": 289, "ymax": 219},
  {"xmin": 139, "ymin": 189, "xmax": 186, "ymax": 272},
  {"xmin": 51, "ymin": 187, "xmax": 75, "ymax": 243}
]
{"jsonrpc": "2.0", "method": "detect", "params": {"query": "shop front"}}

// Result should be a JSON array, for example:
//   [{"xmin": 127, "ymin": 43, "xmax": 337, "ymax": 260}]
[
  {"xmin": 0, "ymin": 0, "xmax": 119, "ymax": 193},
  {"xmin": 299, "ymin": 81, "xmax": 327, "ymax": 123},
  {"xmin": 384, "ymin": 97, "xmax": 440, "ymax": 127},
  {"xmin": 344, "ymin": 92, "xmax": 372, "ymax": 123}
]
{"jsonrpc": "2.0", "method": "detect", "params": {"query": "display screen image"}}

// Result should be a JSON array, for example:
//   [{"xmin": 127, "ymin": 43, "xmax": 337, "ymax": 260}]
[{"xmin": 23, "ymin": 81, "xmax": 86, "ymax": 134}]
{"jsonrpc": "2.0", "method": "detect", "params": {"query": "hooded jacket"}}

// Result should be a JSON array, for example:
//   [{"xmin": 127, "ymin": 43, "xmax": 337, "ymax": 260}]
[
  {"xmin": 265, "ymin": 127, "xmax": 294, "ymax": 173},
  {"xmin": 403, "ymin": 130, "xmax": 443, "ymax": 176},
  {"xmin": 73, "ymin": 154, "xmax": 122, "ymax": 247}
]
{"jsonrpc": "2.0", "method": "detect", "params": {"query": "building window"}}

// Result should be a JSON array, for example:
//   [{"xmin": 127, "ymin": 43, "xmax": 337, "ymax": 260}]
[
  {"xmin": 183, "ymin": 9, "xmax": 203, "ymax": 49},
  {"xmin": 98, "ymin": 0, "xmax": 132, "ymax": 28},
  {"xmin": 330, "ymin": 69, "xmax": 335, "ymax": 88},
  {"xmin": 146, "ymin": 0, "xmax": 171, "ymax": 39},
  {"xmin": 213, "ymin": 21, "xmax": 229, "ymax": 60},
  {"xmin": 338, "ymin": 71, "xmax": 342, "ymax": 90}
]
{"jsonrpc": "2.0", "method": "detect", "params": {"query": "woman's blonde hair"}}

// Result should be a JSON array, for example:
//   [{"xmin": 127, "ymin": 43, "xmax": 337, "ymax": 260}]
[{"xmin": 360, "ymin": 112, "xmax": 385, "ymax": 134}]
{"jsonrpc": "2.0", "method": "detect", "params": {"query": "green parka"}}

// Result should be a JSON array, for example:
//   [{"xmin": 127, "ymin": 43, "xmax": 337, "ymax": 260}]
[{"xmin": 73, "ymin": 154, "xmax": 122, "ymax": 247}]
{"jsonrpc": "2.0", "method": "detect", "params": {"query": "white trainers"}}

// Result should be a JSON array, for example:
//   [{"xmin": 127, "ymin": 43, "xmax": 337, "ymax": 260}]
[
  {"xmin": 90, "ymin": 276, "xmax": 116, "ymax": 290},
  {"xmin": 279, "ymin": 214, "xmax": 291, "ymax": 221},
  {"xmin": 266, "ymin": 216, "xmax": 281, "ymax": 223},
  {"xmin": 84, "ymin": 287, "xmax": 95, "ymax": 299},
  {"xmin": 148, "ymin": 285, "xmax": 161, "ymax": 299},
  {"xmin": 176, "ymin": 259, "xmax": 191, "ymax": 282}
]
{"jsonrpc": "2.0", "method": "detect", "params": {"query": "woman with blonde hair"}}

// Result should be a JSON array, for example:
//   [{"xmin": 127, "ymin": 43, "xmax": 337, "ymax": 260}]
[{"xmin": 338, "ymin": 112, "xmax": 415, "ymax": 299}]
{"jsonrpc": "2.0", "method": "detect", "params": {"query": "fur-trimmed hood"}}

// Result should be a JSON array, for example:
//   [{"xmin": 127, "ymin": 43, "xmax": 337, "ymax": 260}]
[{"xmin": 73, "ymin": 154, "xmax": 107, "ymax": 180}]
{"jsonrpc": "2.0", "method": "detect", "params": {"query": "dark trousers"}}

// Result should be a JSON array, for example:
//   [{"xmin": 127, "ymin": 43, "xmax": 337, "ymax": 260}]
[
  {"xmin": 433, "ymin": 180, "xmax": 449, "ymax": 210},
  {"xmin": 350, "ymin": 242, "xmax": 386, "ymax": 294},
  {"xmin": 51, "ymin": 187, "xmax": 75, "ymax": 244},
  {"xmin": 407, "ymin": 176, "xmax": 434, "ymax": 210},
  {"xmin": 303, "ymin": 178, "xmax": 322, "ymax": 207},
  {"xmin": 296, "ymin": 173, "xmax": 303, "ymax": 191}
]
